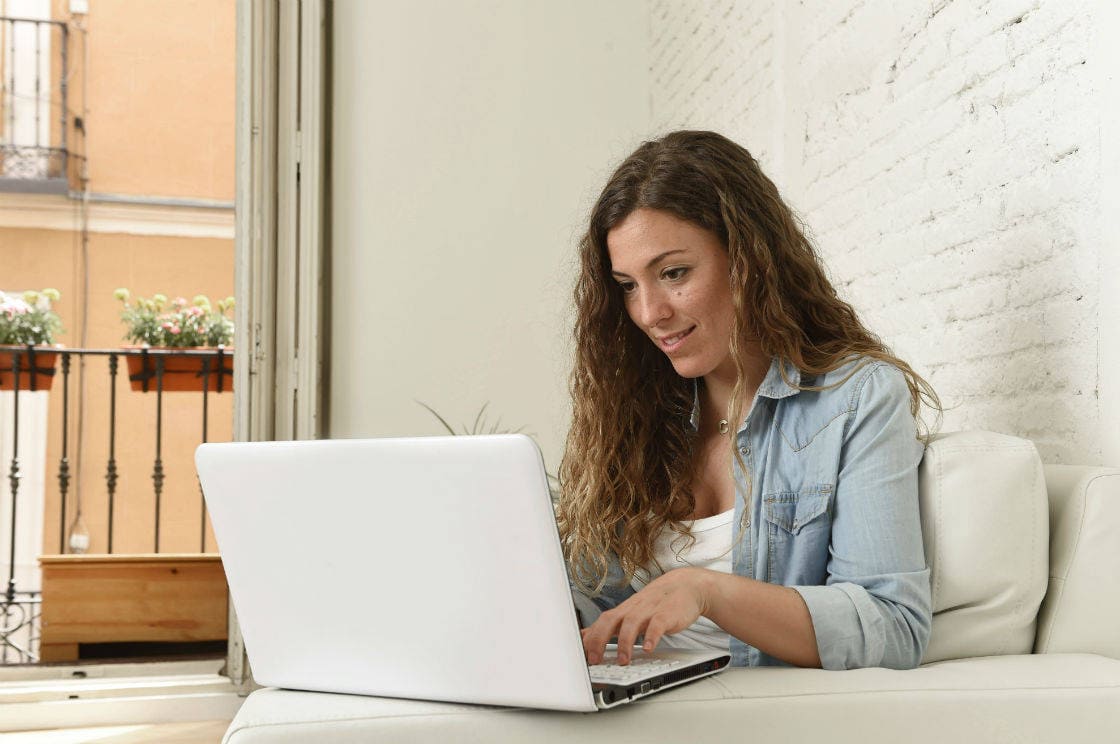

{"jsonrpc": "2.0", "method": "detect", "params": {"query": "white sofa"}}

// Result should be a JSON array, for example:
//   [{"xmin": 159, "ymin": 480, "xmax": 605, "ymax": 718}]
[{"xmin": 221, "ymin": 431, "xmax": 1120, "ymax": 743}]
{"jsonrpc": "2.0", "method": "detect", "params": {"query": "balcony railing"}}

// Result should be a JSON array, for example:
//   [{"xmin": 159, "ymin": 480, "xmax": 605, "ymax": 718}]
[
  {"xmin": 1, "ymin": 346, "xmax": 233, "ymax": 664},
  {"xmin": 0, "ymin": 15, "xmax": 70, "ymax": 192}
]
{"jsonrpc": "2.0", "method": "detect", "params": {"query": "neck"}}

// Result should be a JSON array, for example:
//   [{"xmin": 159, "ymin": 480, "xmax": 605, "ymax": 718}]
[{"xmin": 701, "ymin": 353, "xmax": 770, "ymax": 435}]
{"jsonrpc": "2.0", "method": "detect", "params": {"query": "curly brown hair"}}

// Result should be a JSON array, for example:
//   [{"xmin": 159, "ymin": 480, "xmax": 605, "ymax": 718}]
[{"xmin": 558, "ymin": 130, "xmax": 940, "ymax": 596}]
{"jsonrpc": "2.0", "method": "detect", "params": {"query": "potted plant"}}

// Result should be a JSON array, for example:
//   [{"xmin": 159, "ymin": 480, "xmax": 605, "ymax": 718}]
[
  {"xmin": 0, "ymin": 288, "xmax": 63, "ymax": 391},
  {"xmin": 418, "ymin": 401, "xmax": 560, "ymax": 502},
  {"xmin": 114, "ymin": 289, "xmax": 235, "ymax": 392}
]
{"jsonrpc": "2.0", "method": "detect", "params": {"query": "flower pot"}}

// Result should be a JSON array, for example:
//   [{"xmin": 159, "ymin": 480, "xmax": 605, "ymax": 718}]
[
  {"xmin": 124, "ymin": 346, "xmax": 234, "ymax": 393},
  {"xmin": 0, "ymin": 345, "xmax": 60, "ymax": 391}
]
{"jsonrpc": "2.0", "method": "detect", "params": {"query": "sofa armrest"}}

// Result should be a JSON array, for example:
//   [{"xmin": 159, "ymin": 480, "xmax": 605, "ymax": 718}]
[{"xmin": 1035, "ymin": 465, "xmax": 1120, "ymax": 658}]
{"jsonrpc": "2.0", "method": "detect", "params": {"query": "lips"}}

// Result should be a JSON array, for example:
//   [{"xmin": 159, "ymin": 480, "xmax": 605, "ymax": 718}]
[{"xmin": 657, "ymin": 326, "xmax": 695, "ymax": 353}]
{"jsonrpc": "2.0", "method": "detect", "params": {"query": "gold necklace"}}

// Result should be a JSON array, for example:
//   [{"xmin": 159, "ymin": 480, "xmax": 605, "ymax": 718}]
[{"xmin": 718, "ymin": 419, "xmax": 729, "ymax": 435}]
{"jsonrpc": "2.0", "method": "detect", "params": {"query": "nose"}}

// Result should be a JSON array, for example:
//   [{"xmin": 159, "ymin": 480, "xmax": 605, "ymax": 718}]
[{"xmin": 632, "ymin": 285, "xmax": 672, "ymax": 328}]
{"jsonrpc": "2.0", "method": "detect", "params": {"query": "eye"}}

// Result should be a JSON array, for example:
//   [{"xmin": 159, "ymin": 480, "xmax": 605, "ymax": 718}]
[
  {"xmin": 662, "ymin": 266, "xmax": 689, "ymax": 281},
  {"xmin": 616, "ymin": 280, "xmax": 636, "ymax": 294}
]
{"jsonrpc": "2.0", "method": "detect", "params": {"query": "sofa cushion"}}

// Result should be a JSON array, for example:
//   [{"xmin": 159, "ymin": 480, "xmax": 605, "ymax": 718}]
[
  {"xmin": 917, "ymin": 431, "xmax": 1048, "ymax": 663},
  {"xmin": 222, "ymin": 654, "xmax": 1120, "ymax": 743},
  {"xmin": 1035, "ymin": 466, "xmax": 1120, "ymax": 658}
]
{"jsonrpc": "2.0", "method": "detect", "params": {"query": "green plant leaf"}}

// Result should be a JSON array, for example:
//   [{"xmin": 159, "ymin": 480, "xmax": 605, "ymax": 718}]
[{"xmin": 415, "ymin": 400, "xmax": 457, "ymax": 436}]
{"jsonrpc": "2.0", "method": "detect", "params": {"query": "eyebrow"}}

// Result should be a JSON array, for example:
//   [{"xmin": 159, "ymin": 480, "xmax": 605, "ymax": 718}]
[{"xmin": 610, "ymin": 249, "xmax": 688, "ymax": 279}]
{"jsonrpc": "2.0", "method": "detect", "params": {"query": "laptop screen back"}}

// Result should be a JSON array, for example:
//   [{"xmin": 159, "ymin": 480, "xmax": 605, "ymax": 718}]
[{"xmin": 196, "ymin": 434, "xmax": 596, "ymax": 711}]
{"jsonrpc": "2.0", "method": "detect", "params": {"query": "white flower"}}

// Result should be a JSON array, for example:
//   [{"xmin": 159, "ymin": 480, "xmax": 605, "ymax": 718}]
[{"xmin": 0, "ymin": 297, "xmax": 31, "ymax": 315}]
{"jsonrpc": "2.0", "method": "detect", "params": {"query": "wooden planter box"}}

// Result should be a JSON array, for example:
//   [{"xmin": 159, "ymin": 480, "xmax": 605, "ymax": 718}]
[
  {"xmin": 125, "ymin": 346, "xmax": 234, "ymax": 393},
  {"xmin": 39, "ymin": 553, "xmax": 228, "ymax": 662},
  {"xmin": 0, "ymin": 346, "xmax": 59, "ymax": 391}
]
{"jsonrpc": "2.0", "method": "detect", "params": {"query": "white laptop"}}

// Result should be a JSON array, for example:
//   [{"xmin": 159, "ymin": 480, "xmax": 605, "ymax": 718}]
[{"xmin": 195, "ymin": 434, "xmax": 730, "ymax": 712}]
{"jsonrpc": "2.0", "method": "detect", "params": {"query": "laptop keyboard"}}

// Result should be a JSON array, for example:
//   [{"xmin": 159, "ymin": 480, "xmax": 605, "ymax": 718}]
[{"xmin": 588, "ymin": 657, "xmax": 684, "ymax": 684}]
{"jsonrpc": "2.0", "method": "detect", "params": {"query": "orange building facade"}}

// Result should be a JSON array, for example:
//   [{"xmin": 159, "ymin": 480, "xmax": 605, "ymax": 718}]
[{"xmin": 0, "ymin": 0, "xmax": 235, "ymax": 564}]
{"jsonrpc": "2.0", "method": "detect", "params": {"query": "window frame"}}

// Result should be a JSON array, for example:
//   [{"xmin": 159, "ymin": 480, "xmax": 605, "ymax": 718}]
[{"xmin": 231, "ymin": 0, "xmax": 328, "ymax": 689}]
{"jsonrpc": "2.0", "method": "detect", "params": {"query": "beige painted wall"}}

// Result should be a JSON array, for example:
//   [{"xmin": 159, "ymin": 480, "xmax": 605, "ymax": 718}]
[
  {"xmin": 1, "ymin": 226, "xmax": 234, "ymax": 555},
  {"xmin": 329, "ymin": 0, "xmax": 651, "ymax": 472}
]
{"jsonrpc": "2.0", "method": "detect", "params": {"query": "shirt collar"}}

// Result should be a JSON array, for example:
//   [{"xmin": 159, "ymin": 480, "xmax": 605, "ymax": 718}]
[
  {"xmin": 688, "ymin": 357, "xmax": 803, "ymax": 430},
  {"xmin": 757, "ymin": 357, "xmax": 804, "ymax": 400}
]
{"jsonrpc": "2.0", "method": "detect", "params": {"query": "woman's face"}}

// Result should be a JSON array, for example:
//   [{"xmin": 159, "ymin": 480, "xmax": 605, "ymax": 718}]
[{"xmin": 606, "ymin": 208, "xmax": 736, "ymax": 381}]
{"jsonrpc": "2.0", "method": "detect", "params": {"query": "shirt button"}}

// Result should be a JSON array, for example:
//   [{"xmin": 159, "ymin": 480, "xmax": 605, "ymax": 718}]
[{"xmin": 739, "ymin": 446, "xmax": 749, "ymax": 456}]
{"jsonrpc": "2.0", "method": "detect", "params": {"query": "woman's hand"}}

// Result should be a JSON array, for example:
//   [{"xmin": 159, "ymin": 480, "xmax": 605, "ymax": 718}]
[{"xmin": 581, "ymin": 567, "xmax": 713, "ymax": 665}]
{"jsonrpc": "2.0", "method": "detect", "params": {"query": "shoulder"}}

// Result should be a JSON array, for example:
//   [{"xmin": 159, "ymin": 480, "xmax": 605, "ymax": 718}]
[
  {"xmin": 772, "ymin": 357, "xmax": 921, "ymax": 474},
  {"xmin": 804, "ymin": 357, "xmax": 910, "ymax": 412},
  {"xmin": 775, "ymin": 358, "xmax": 910, "ymax": 448},
  {"xmin": 761, "ymin": 358, "xmax": 897, "ymax": 471}
]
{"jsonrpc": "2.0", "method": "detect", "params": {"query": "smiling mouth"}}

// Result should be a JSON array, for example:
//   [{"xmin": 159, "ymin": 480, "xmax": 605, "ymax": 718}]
[{"xmin": 658, "ymin": 327, "xmax": 695, "ymax": 352}]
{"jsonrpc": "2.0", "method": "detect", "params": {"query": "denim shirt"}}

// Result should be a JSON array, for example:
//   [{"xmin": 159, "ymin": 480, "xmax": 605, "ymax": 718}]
[{"xmin": 571, "ymin": 356, "xmax": 932, "ymax": 670}]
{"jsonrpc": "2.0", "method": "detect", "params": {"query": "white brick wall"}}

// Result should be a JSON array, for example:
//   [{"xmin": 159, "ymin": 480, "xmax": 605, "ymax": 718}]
[
  {"xmin": 651, "ymin": 1, "xmax": 782, "ymax": 165},
  {"xmin": 650, "ymin": 0, "xmax": 1112, "ymax": 464}
]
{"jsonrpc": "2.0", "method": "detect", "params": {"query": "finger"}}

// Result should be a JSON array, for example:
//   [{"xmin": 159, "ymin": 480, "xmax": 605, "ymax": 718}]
[
  {"xmin": 615, "ymin": 613, "xmax": 649, "ymax": 665},
  {"xmin": 582, "ymin": 611, "xmax": 621, "ymax": 665},
  {"xmin": 642, "ymin": 613, "xmax": 670, "ymax": 652}
]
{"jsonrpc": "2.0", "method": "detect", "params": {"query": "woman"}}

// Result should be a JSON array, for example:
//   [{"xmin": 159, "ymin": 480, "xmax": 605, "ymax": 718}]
[{"xmin": 558, "ymin": 130, "xmax": 940, "ymax": 670}]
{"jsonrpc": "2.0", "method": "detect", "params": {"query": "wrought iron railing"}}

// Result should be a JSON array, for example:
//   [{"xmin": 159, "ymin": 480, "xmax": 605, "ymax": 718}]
[
  {"xmin": 0, "ymin": 16, "xmax": 70, "ymax": 190},
  {"xmin": 0, "ymin": 589, "xmax": 37, "ymax": 665},
  {"xmin": 0, "ymin": 345, "xmax": 233, "ymax": 664}
]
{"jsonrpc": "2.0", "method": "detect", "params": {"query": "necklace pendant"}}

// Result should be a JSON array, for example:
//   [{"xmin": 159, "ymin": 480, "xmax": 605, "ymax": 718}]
[{"xmin": 718, "ymin": 419, "xmax": 729, "ymax": 435}]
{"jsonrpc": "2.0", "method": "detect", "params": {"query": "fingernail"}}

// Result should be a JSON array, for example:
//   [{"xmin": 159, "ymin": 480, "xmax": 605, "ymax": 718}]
[{"xmin": 644, "ymin": 641, "xmax": 653, "ymax": 651}]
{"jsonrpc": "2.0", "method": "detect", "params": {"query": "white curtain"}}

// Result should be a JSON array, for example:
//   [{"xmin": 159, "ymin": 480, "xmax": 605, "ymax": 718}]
[{"xmin": 0, "ymin": 390, "xmax": 48, "ymax": 658}]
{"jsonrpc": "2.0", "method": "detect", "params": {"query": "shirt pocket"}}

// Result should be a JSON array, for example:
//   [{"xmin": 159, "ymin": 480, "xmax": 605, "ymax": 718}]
[{"xmin": 762, "ymin": 483, "xmax": 834, "ymax": 584}]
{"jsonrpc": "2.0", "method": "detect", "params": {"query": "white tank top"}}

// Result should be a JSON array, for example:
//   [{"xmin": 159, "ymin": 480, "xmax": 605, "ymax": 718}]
[{"xmin": 629, "ymin": 508, "xmax": 734, "ymax": 651}]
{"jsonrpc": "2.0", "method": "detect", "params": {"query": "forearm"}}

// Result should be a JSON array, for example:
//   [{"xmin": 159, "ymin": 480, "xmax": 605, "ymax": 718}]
[{"xmin": 701, "ymin": 570, "xmax": 822, "ymax": 668}]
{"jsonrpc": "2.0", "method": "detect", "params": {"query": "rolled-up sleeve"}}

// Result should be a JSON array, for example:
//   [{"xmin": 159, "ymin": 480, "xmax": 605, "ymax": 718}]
[
  {"xmin": 791, "ymin": 364, "xmax": 932, "ymax": 670},
  {"xmin": 569, "ymin": 552, "xmax": 636, "ymax": 628}
]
